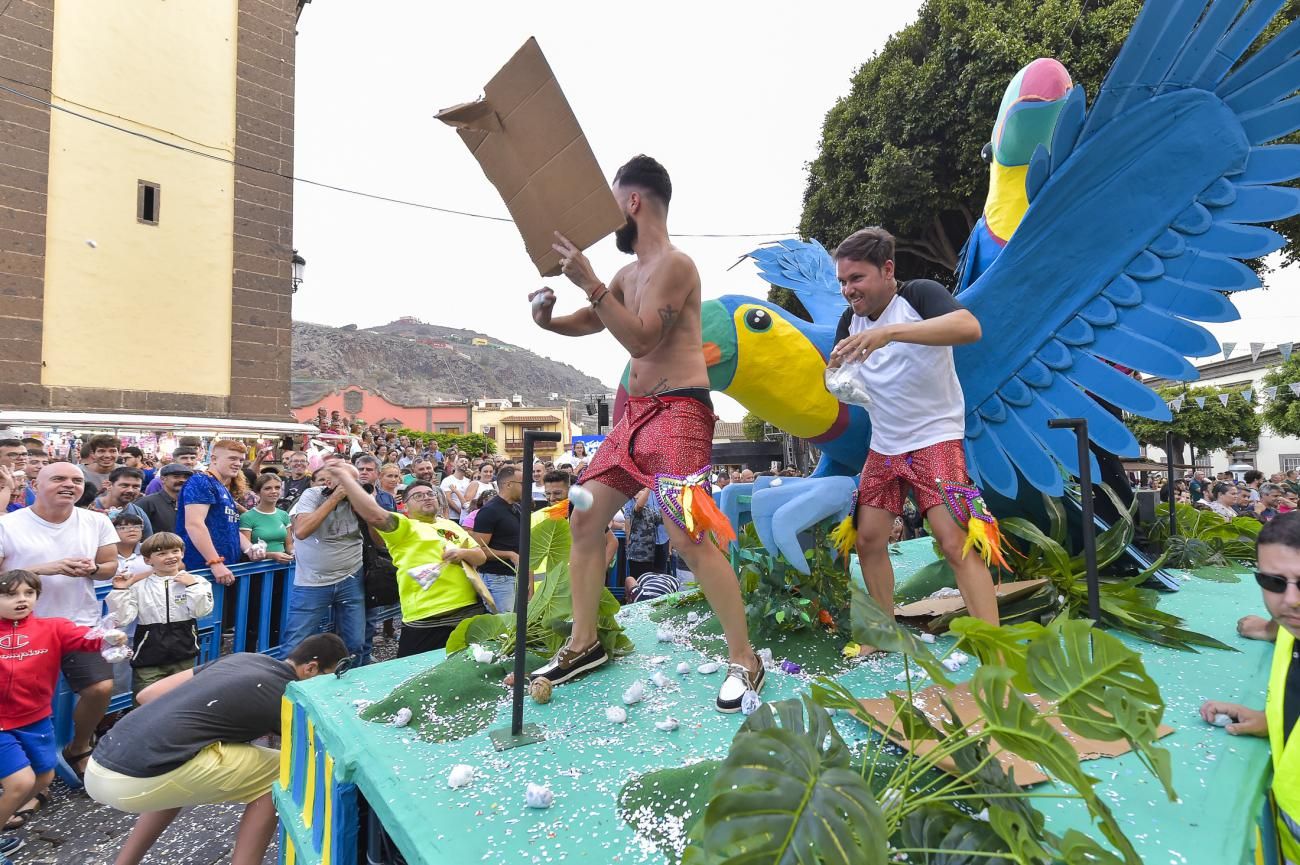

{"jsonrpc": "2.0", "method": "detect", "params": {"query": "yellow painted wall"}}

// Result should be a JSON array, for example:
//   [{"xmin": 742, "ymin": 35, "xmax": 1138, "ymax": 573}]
[
  {"xmin": 473, "ymin": 406, "xmax": 577, "ymax": 455},
  {"xmin": 42, "ymin": 0, "xmax": 238, "ymax": 396}
]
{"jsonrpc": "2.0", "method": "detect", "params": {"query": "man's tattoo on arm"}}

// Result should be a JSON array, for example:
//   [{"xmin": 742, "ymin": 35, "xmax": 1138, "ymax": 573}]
[{"xmin": 658, "ymin": 305, "xmax": 677, "ymax": 335}]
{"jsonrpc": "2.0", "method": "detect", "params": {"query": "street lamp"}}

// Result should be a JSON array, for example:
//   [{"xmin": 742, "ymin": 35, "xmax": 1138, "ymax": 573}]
[{"xmin": 291, "ymin": 249, "xmax": 306, "ymax": 294}]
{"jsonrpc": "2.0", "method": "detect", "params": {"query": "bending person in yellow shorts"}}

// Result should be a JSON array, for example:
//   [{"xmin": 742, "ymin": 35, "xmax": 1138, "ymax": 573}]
[{"xmin": 85, "ymin": 633, "xmax": 348, "ymax": 865}]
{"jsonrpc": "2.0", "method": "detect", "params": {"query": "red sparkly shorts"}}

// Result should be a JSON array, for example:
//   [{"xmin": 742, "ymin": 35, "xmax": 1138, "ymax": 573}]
[
  {"xmin": 579, "ymin": 390, "xmax": 715, "ymax": 500},
  {"xmin": 857, "ymin": 439, "xmax": 969, "ymax": 517}
]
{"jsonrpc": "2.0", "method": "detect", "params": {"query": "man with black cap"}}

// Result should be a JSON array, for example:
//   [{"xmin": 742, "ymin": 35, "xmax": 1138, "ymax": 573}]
[{"xmin": 135, "ymin": 463, "xmax": 193, "ymax": 536}]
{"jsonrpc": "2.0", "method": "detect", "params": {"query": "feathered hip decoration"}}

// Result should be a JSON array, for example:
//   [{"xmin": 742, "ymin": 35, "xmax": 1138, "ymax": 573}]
[
  {"xmin": 543, "ymin": 499, "xmax": 570, "ymax": 520},
  {"xmin": 937, "ymin": 480, "xmax": 1011, "ymax": 573},
  {"xmin": 655, "ymin": 469, "xmax": 737, "ymax": 549},
  {"xmin": 829, "ymin": 514, "xmax": 857, "ymax": 561}
]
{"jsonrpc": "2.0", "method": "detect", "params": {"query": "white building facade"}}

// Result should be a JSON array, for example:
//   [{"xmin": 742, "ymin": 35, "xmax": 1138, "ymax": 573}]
[{"xmin": 1144, "ymin": 347, "xmax": 1300, "ymax": 475}]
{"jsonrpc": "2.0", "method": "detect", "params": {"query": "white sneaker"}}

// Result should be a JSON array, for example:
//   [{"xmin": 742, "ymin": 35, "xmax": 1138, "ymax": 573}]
[{"xmin": 716, "ymin": 658, "xmax": 766, "ymax": 713}]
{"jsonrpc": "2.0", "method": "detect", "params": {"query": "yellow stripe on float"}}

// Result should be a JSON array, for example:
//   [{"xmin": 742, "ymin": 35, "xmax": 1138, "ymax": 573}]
[
  {"xmin": 303, "ymin": 719, "xmax": 317, "ymax": 828},
  {"xmin": 322, "ymin": 755, "xmax": 334, "ymax": 865},
  {"xmin": 279, "ymin": 698, "xmax": 294, "ymax": 789},
  {"xmin": 284, "ymin": 834, "xmax": 296, "ymax": 865}
]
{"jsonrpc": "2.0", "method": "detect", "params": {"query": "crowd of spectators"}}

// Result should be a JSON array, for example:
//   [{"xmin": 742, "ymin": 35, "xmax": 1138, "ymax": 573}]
[
  {"xmin": 1153, "ymin": 467, "xmax": 1300, "ymax": 522},
  {"xmin": 0, "ymin": 417, "xmax": 837, "ymax": 864}
]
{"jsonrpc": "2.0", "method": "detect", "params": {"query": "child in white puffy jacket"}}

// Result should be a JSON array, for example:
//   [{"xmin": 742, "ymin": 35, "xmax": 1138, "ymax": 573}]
[{"xmin": 107, "ymin": 532, "xmax": 213, "ymax": 701}]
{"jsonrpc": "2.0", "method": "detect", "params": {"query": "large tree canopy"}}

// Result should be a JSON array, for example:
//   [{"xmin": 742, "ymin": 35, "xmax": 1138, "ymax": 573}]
[
  {"xmin": 799, "ymin": 0, "xmax": 1143, "ymax": 284},
  {"xmin": 1260, "ymin": 356, "xmax": 1300, "ymax": 438},
  {"xmin": 1126, "ymin": 385, "xmax": 1261, "ymax": 468}
]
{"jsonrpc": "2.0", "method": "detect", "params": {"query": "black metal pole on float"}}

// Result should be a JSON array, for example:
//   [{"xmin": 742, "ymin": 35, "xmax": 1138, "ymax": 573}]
[
  {"xmin": 492, "ymin": 428, "xmax": 560, "ymax": 750},
  {"xmin": 1048, "ymin": 418, "xmax": 1101, "ymax": 622},
  {"xmin": 1165, "ymin": 430, "xmax": 1178, "ymax": 540}
]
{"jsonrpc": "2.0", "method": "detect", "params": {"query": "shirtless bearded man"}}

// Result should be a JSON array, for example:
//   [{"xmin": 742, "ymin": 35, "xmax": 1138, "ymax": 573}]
[{"xmin": 526, "ymin": 155, "xmax": 763, "ymax": 712}]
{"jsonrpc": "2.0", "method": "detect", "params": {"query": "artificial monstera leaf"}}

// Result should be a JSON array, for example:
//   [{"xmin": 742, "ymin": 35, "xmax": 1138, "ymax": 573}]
[
  {"xmin": 1024, "ymin": 619, "xmax": 1163, "ymax": 743},
  {"xmin": 444, "ymin": 613, "xmax": 513, "ymax": 655},
  {"xmin": 948, "ymin": 617, "xmax": 1045, "ymax": 691},
  {"xmin": 740, "ymin": 695, "xmax": 851, "ymax": 764},
  {"xmin": 898, "ymin": 803, "xmax": 1014, "ymax": 865},
  {"xmin": 1057, "ymin": 829, "xmax": 1127, "ymax": 865},
  {"xmin": 851, "ymin": 584, "xmax": 954, "ymax": 687},
  {"xmin": 693, "ymin": 698, "xmax": 887, "ymax": 865},
  {"xmin": 530, "ymin": 516, "xmax": 572, "ymax": 573},
  {"xmin": 969, "ymin": 667, "xmax": 1142, "ymax": 865}
]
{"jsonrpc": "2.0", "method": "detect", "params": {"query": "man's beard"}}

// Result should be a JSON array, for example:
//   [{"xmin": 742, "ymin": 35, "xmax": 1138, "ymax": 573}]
[{"xmin": 614, "ymin": 215, "xmax": 637, "ymax": 254}]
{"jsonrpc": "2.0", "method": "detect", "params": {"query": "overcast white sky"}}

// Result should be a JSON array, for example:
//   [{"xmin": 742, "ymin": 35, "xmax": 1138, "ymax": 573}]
[{"xmin": 291, "ymin": 2, "xmax": 1299, "ymax": 422}]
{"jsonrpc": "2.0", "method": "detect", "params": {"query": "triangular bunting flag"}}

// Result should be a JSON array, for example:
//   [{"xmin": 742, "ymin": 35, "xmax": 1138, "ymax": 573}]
[
  {"xmin": 1291, "ymin": 383, "xmax": 1300, "ymax": 398},
  {"xmin": 1219, "ymin": 393, "xmax": 1230, "ymax": 407},
  {"xmin": 1172, "ymin": 397, "xmax": 1184, "ymax": 412},
  {"xmin": 1251, "ymin": 342, "xmax": 1265, "ymax": 362},
  {"xmin": 1222, "ymin": 341, "xmax": 1237, "ymax": 360},
  {"xmin": 1196, "ymin": 396, "xmax": 1207, "ymax": 408},
  {"xmin": 1281, "ymin": 342, "xmax": 1294, "ymax": 362},
  {"xmin": 1243, "ymin": 389, "xmax": 1253, "ymax": 403},
  {"xmin": 1267, "ymin": 386, "xmax": 1279, "ymax": 399}
]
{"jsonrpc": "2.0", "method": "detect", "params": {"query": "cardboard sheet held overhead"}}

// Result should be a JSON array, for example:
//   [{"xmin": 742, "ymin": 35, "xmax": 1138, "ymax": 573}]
[
  {"xmin": 436, "ymin": 38, "xmax": 626, "ymax": 277},
  {"xmin": 858, "ymin": 683, "xmax": 1173, "ymax": 786}
]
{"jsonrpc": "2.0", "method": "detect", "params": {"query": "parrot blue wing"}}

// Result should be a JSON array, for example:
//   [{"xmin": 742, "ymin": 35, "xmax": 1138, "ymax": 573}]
[
  {"xmin": 956, "ymin": 0, "xmax": 1300, "ymax": 499},
  {"xmin": 742, "ymin": 239, "xmax": 844, "ymax": 325}
]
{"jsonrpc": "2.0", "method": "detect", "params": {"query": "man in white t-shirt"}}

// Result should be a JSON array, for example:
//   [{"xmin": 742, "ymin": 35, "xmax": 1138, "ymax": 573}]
[
  {"xmin": 0, "ymin": 462, "xmax": 118, "ymax": 777},
  {"xmin": 827, "ymin": 226, "xmax": 998, "ymax": 628},
  {"xmin": 440, "ymin": 458, "xmax": 473, "ymax": 521}
]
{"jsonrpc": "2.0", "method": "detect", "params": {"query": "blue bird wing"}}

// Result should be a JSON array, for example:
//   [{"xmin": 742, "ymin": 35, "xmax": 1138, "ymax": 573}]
[
  {"xmin": 956, "ymin": 0, "xmax": 1300, "ymax": 498},
  {"xmin": 741, "ymin": 239, "xmax": 845, "ymax": 325}
]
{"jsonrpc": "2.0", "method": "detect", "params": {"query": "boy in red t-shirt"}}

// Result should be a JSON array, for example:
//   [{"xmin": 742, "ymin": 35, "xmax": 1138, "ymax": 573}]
[{"xmin": 0, "ymin": 570, "xmax": 125, "ymax": 862}]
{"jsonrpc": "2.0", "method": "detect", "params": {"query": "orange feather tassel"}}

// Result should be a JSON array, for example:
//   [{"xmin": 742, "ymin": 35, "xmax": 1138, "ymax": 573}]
[{"xmin": 689, "ymin": 484, "xmax": 737, "ymax": 548}]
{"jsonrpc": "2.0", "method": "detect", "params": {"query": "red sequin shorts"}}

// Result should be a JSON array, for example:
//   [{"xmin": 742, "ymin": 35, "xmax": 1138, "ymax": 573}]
[
  {"xmin": 857, "ymin": 439, "xmax": 969, "ymax": 517},
  {"xmin": 578, "ymin": 394, "xmax": 715, "ymax": 500}
]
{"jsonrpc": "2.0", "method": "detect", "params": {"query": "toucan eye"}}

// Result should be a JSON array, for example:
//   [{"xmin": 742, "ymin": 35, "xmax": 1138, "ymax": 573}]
[
  {"xmin": 744, "ymin": 308, "xmax": 772, "ymax": 332},
  {"xmin": 981, "ymin": 141, "xmax": 994, "ymax": 164}
]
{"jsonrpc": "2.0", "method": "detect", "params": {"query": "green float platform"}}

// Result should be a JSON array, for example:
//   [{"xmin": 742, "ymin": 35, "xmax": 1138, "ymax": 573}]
[{"xmin": 273, "ymin": 539, "xmax": 1274, "ymax": 865}]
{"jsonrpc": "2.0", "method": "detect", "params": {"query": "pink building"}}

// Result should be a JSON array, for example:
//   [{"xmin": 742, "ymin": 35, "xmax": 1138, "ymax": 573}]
[{"xmin": 294, "ymin": 386, "xmax": 470, "ymax": 432}]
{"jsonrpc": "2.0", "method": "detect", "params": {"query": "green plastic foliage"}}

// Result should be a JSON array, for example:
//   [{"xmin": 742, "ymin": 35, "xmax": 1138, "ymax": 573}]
[
  {"xmin": 898, "ymin": 804, "xmax": 1014, "ymax": 865},
  {"xmin": 969, "ymin": 666, "xmax": 1140, "ymax": 865},
  {"xmin": 851, "ymin": 583, "xmax": 954, "ymax": 686},
  {"xmin": 530, "ymin": 515, "xmax": 572, "ymax": 573},
  {"xmin": 689, "ymin": 697, "xmax": 887, "ymax": 865}
]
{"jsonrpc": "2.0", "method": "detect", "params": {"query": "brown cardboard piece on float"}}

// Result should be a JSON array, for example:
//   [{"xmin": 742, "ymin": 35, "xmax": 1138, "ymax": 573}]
[
  {"xmin": 858, "ymin": 683, "xmax": 1173, "ymax": 786},
  {"xmin": 894, "ymin": 579, "xmax": 1049, "ymax": 620},
  {"xmin": 436, "ymin": 37, "xmax": 625, "ymax": 277}
]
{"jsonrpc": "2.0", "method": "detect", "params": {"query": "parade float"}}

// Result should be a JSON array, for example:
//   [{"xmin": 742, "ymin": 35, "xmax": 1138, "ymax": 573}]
[{"xmin": 274, "ymin": 0, "xmax": 1300, "ymax": 861}]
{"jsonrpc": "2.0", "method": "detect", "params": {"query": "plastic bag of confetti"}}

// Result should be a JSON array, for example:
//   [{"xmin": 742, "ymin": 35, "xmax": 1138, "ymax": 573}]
[
  {"xmin": 409, "ymin": 563, "xmax": 443, "ymax": 590},
  {"xmin": 824, "ymin": 362, "xmax": 872, "ymax": 408}
]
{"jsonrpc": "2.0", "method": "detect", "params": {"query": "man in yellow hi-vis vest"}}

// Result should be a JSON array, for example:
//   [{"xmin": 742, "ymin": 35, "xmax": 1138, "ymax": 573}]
[{"xmin": 1202, "ymin": 512, "xmax": 1300, "ymax": 863}]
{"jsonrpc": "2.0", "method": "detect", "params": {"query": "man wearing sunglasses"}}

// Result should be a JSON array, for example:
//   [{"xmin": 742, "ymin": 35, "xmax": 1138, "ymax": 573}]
[{"xmin": 1201, "ymin": 513, "xmax": 1300, "ymax": 861}]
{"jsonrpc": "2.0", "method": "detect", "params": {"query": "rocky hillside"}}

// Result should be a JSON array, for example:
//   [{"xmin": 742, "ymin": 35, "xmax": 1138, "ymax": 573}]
[{"xmin": 290, "ymin": 318, "xmax": 610, "ymax": 407}]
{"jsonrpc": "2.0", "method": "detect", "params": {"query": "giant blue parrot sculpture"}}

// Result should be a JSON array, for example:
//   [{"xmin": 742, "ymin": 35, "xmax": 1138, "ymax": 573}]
[
  {"xmin": 745, "ymin": 0, "xmax": 1300, "ymax": 501},
  {"xmin": 616, "ymin": 0, "xmax": 1300, "ymax": 571}
]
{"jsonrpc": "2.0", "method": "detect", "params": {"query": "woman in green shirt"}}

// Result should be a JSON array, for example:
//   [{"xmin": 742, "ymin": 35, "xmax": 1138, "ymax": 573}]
[{"xmin": 238, "ymin": 474, "xmax": 294, "ymax": 563}]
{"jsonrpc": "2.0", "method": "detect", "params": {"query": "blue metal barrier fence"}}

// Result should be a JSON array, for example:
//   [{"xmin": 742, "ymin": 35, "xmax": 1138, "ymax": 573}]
[{"xmin": 50, "ymin": 560, "xmax": 297, "ymax": 785}]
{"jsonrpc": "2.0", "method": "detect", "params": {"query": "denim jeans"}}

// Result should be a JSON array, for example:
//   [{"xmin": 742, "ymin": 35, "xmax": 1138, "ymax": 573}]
[
  {"xmin": 481, "ymin": 571, "xmax": 516, "ymax": 614},
  {"xmin": 282, "ymin": 570, "xmax": 366, "ymax": 663},
  {"xmin": 361, "ymin": 602, "xmax": 403, "ymax": 665}
]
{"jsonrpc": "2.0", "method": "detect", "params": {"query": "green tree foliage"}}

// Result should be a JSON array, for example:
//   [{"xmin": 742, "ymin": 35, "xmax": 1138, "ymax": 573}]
[
  {"xmin": 1124, "ymin": 385, "xmax": 1260, "ymax": 467},
  {"xmin": 801, "ymin": 0, "xmax": 1145, "ymax": 283},
  {"xmin": 741, "ymin": 411, "xmax": 768, "ymax": 442},
  {"xmin": 394, "ymin": 429, "xmax": 497, "ymax": 457},
  {"xmin": 1261, "ymin": 356, "xmax": 1300, "ymax": 437}
]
